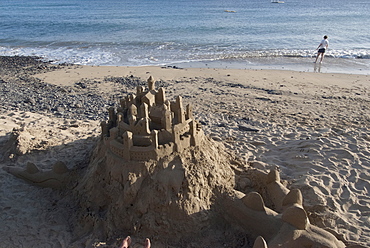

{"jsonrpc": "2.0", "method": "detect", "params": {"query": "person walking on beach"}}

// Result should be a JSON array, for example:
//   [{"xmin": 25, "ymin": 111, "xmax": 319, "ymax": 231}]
[{"xmin": 314, "ymin": 35, "xmax": 329, "ymax": 63}]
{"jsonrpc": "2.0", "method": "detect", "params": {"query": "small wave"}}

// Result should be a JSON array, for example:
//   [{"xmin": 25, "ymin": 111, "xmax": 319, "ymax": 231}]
[
  {"xmin": 0, "ymin": 46, "xmax": 117, "ymax": 65},
  {"xmin": 0, "ymin": 45, "xmax": 369, "ymax": 67},
  {"xmin": 222, "ymin": 49, "xmax": 370, "ymax": 60}
]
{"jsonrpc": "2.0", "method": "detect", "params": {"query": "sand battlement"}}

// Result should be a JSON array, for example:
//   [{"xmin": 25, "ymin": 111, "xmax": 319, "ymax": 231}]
[{"xmin": 100, "ymin": 76, "xmax": 204, "ymax": 161}]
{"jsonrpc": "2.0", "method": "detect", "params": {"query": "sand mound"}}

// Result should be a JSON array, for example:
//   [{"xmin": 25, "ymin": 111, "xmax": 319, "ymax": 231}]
[
  {"xmin": 72, "ymin": 136, "xmax": 248, "ymax": 247},
  {"xmin": 68, "ymin": 135, "xmax": 349, "ymax": 247},
  {"xmin": 66, "ymin": 77, "xmax": 250, "ymax": 246}
]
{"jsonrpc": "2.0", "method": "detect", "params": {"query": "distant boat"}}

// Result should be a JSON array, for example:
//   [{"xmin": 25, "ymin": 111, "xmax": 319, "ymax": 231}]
[{"xmin": 271, "ymin": 0, "xmax": 284, "ymax": 3}]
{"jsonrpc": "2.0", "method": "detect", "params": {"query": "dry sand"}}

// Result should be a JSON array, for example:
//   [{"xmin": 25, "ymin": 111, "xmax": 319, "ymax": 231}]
[{"xmin": 1, "ymin": 63, "xmax": 369, "ymax": 247}]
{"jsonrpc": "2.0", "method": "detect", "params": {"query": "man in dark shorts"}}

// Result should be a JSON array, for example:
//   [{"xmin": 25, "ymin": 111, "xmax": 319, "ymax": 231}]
[{"xmin": 314, "ymin": 35, "xmax": 329, "ymax": 63}]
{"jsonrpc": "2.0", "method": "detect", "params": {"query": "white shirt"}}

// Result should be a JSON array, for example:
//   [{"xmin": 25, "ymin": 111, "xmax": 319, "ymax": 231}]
[{"xmin": 319, "ymin": 39, "xmax": 329, "ymax": 49}]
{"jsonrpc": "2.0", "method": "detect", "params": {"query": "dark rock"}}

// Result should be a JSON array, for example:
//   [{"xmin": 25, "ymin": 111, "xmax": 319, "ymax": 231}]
[
  {"xmin": 199, "ymin": 120, "xmax": 207, "ymax": 126},
  {"xmin": 238, "ymin": 125, "xmax": 259, "ymax": 132}
]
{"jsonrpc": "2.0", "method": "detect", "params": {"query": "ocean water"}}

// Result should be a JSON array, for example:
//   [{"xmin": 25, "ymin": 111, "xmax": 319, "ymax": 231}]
[{"xmin": 1, "ymin": 0, "xmax": 369, "ymax": 74}]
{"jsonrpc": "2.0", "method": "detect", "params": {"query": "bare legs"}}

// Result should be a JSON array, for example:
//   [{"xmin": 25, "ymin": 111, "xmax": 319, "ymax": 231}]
[
  {"xmin": 120, "ymin": 236, "xmax": 151, "ymax": 248},
  {"xmin": 315, "ymin": 52, "xmax": 325, "ymax": 63}
]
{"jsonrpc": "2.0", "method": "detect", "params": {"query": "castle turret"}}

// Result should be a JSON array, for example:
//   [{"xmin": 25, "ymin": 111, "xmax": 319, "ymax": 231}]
[
  {"xmin": 190, "ymin": 120, "xmax": 199, "ymax": 146},
  {"xmin": 186, "ymin": 104, "xmax": 193, "ymax": 120},
  {"xmin": 128, "ymin": 104, "xmax": 137, "ymax": 116},
  {"xmin": 156, "ymin": 87, "xmax": 166, "ymax": 105},
  {"xmin": 109, "ymin": 127, "xmax": 119, "ymax": 141},
  {"xmin": 151, "ymin": 130, "xmax": 159, "ymax": 149},
  {"xmin": 140, "ymin": 102, "xmax": 149, "ymax": 119},
  {"xmin": 128, "ymin": 104, "xmax": 137, "ymax": 126},
  {"xmin": 175, "ymin": 96, "xmax": 185, "ymax": 124},
  {"xmin": 161, "ymin": 104, "xmax": 172, "ymax": 131},
  {"xmin": 175, "ymin": 95, "xmax": 183, "ymax": 109},
  {"xmin": 108, "ymin": 107, "xmax": 117, "ymax": 128},
  {"xmin": 129, "ymin": 115, "xmax": 137, "ymax": 126},
  {"xmin": 122, "ymin": 131, "xmax": 133, "ymax": 160},
  {"xmin": 137, "ymin": 85, "xmax": 145, "ymax": 95},
  {"xmin": 126, "ymin": 94, "xmax": 136, "ymax": 107},
  {"xmin": 148, "ymin": 76, "xmax": 155, "ymax": 91},
  {"xmin": 120, "ymin": 98, "xmax": 126, "ymax": 109},
  {"xmin": 101, "ymin": 121, "xmax": 108, "ymax": 138},
  {"xmin": 117, "ymin": 112, "xmax": 123, "ymax": 123}
]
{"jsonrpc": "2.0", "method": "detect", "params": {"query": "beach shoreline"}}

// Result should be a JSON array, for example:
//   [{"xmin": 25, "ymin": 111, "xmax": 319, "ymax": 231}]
[
  {"xmin": 0, "ymin": 56, "xmax": 369, "ymax": 247},
  {"xmin": 32, "ymin": 60, "xmax": 370, "ymax": 89},
  {"xmin": 169, "ymin": 56, "xmax": 370, "ymax": 75}
]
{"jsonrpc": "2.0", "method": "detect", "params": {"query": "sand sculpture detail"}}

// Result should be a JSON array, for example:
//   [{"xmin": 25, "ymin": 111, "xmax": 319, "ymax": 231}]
[
  {"xmin": 4, "ymin": 161, "xmax": 70, "ymax": 189},
  {"xmin": 100, "ymin": 76, "xmax": 203, "ymax": 161},
  {"xmin": 225, "ymin": 169, "xmax": 346, "ymax": 248},
  {"xmin": 5, "ymin": 77, "xmax": 352, "ymax": 247}
]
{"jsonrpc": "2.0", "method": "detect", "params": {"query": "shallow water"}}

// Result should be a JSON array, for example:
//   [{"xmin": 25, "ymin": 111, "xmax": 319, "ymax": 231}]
[{"xmin": 1, "ymin": 0, "xmax": 369, "ymax": 73}]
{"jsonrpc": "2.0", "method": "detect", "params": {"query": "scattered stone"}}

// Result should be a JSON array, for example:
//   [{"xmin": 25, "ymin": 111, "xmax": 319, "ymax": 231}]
[
  {"xmin": 0, "ymin": 58, "xmax": 150, "ymax": 121},
  {"xmin": 210, "ymin": 133, "xmax": 222, "ymax": 141},
  {"xmin": 238, "ymin": 124, "xmax": 259, "ymax": 132},
  {"xmin": 251, "ymin": 141, "xmax": 266, "ymax": 146}
]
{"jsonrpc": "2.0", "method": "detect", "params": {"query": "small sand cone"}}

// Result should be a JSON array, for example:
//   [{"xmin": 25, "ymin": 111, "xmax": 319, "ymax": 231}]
[
  {"xmin": 266, "ymin": 169, "xmax": 289, "ymax": 212},
  {"xmin": 282, "ymin": 205, "xmax": 309, "ymax": 230},
  {"xmin": 241, "ymin": 192, "xmax": 265, "ymax": 211},
  {"xmin": 266, "ymin": 169, "xmax": 280, "ymax": 184},
  {"xmin": 282, "ymin": 189, "xmax": 303, "ymax": 207},
  {"xmin": 253, "ymin": 236, "xmax": 268, "ymax": 248}
]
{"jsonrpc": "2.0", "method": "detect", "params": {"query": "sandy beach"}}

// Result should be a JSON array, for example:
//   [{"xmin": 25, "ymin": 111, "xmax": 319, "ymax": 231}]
[{"xmin": 0, "ymin": 56, "xmax": 369, "ymax": 247}]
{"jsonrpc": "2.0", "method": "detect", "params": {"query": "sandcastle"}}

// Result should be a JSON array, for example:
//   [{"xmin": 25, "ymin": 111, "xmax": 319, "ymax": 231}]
[
  {"xmin": 4, "ymin": 76, "xmax": 354, "ymax": 247},
  {"xmin": 100, "ymin": 76, "xmax": 203, "ymax": 161}
]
